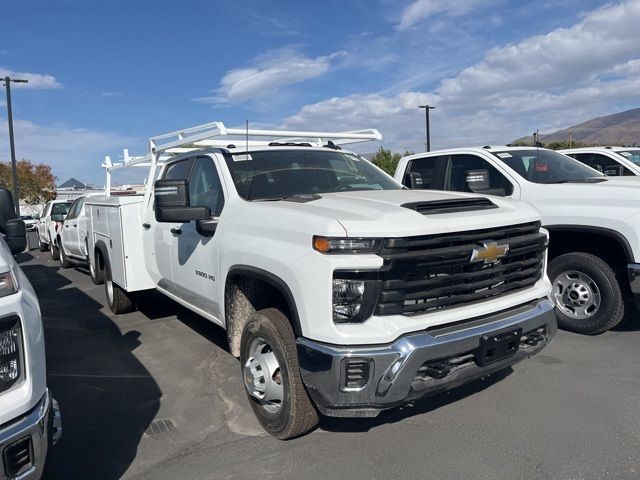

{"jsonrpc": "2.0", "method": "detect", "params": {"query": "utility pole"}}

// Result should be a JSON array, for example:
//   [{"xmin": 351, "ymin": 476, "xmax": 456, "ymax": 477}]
[
  {"xmin": 419, "ymin": 105, "xmax": 436, "ymax": 152},
  {"xmin": 569, "ymin": 129, "xmax": 573, "ymax": 148},
  {"xmin": 2, "ymin": 77, "xmax": 28, "ymax": 216}
]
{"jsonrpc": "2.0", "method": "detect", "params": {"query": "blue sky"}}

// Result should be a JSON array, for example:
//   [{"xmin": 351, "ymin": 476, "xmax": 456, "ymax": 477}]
[{"xmin": 1, "ymin": 0, "xmax": 639, "ymax": 185}]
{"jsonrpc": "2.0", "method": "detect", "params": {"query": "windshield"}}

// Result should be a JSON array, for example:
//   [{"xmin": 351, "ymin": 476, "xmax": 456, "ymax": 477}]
[
  {"xmin": 618, "ymin": 150, "xmax": 640, "ymax": 165},
  {"xmin": 51, "ymin": 202, "xmax": 72, "ymax": 215},
  {"xmin": 492, "ymin": 149, "xmax": 605, "ymax": 184},
  {"xmin": 224, "ymin": 149, "xmax": 401, "ymax": 200}
]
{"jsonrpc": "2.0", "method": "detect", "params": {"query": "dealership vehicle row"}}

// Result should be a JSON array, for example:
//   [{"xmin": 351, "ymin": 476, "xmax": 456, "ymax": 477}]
[{"xmin": 2, "ymin": 120, "xmax": 639, "ymax": 475}]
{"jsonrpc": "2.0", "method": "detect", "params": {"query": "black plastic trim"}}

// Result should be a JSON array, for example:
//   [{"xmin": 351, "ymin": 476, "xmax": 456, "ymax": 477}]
[
  {"xmin": 226, "ymin": 266, "xmax": 302, "ymax": 336},
  {"xmin": 545, "ymin": 224, "xmax": 635, "ymax": 263}
]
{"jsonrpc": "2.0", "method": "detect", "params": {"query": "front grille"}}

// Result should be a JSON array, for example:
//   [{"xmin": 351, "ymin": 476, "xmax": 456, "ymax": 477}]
[
  {"xmin": 3, "ymin": 437, "xmax": 33, "ymax": 477},
  {"xmin": 377, "ymin": 221, "xmax": 546, "ymax": 316}
]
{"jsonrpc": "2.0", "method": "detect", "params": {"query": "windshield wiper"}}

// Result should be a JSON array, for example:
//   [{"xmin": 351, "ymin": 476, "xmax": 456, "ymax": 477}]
[{"xmin": 553, "ymin": 177, "xmax": 608, "ymax": 184}]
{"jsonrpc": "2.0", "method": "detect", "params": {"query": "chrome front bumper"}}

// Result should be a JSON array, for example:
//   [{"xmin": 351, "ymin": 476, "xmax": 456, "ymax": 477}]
[
  {"xmin": 0, "ymin": 390, "xmax": 61, "ymax": 479},
  {"xmin": 297, "ymin": 298, "xmax": 556, "ymax": 417}
]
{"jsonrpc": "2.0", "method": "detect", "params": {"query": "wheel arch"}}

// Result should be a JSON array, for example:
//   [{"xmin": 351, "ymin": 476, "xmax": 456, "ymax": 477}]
[
  {"xmin": 93, "ymin": 239, "xmax": 109, "ymax": 273},
  {"xmin": 546, "ymin": 225, "xmax": 634, "ymax": 268},
  {"xmin": 224, "ymin": 265, "xmax": 302, "ymax": 357}
]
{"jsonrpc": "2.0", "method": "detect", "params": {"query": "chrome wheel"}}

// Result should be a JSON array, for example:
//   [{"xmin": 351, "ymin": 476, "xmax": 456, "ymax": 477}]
[
  {"xmin": 553, "ymin": 270, "xmax": 601, "ymax": 320},
  {"xmin": 242, "ymin": 337, "xmax": 283, "ymax": 414}
]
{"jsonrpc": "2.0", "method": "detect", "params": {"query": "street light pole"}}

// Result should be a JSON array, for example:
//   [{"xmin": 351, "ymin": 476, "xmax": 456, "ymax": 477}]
[
  {"xmin": 2, "ymin": 77, "xmax": 28, "ymax": 216},
  {"xmin": 419, "ymin": 105, "xmax": 436, "ymax": 152}
]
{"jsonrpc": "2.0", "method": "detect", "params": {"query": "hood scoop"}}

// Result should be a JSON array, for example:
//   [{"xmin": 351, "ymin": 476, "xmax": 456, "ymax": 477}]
[{"xmin": 402, "ymin": 197, "xmax": 498, "ymax": 215}]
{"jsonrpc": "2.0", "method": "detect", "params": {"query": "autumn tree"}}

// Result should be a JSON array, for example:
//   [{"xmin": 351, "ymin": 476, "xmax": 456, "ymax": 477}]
[
  {"xmin": 0, "ymin": 160, "xmax": 56, "ymax": 205},
  {"xmin": 371, "ymin": 147, "xmax": 414, "ymax": 176}
]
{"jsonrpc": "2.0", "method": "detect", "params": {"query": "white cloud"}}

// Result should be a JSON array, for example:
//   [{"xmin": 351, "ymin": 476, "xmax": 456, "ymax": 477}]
[
  {"xmin": 397, "ymin": 0, "xmax": 484, "ymax": 30},
  {"xmin": 194, "ymin": 47, "xmax": 345, "ymax": 105},
  {"xmin": 0, "ymin": 118, "xmax": 138, "ymax": 185},
  {"xmin": 285, "ymin": 0, "xmax": 640, "ymax": 151},
  {"xmin": 101, "ymin": 91, "xmax": 123, "ymax": 97},
  {"xmin": 0, "ymin": 68, "xmax": 62, "ymax": 89}
]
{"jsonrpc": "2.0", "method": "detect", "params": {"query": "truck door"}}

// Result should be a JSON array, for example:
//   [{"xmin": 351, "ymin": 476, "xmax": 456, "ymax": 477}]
[
  {"xmin": 61, "ymin": 197, "xmax": 82, "ymax": 255},
  {"xmin": 171, "ymin": 155, "xmax": 226, "ymax": 324},
  {"xmin": 38, "ymin": 202, "xmax": 51, "ymax": 243},
  {"xmin": 145, "ymin": 157, "xmax": 195, "ymax": 294}
]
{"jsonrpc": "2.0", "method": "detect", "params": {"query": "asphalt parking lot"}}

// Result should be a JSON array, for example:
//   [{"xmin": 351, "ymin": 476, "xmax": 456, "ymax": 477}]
[{"xmin": 17, "ymin": 247, "xmax": 640, "ymax": 480}]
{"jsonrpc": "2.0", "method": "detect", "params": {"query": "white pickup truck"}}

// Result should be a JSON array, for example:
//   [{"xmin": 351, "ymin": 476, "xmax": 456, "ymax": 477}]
[
  {"xmin": 0, "ymin": 188, "xmax": 61, "ymax": 478},
  {"xmin": 560, "ymin": 147, "xmax": 640, "ymax": 176},
  {"xmin": 395, "ymin": 146, "xmax": 640, "ymax": 335},
  {"xmin": 86, "ymin": 122, "xmax": 556, "ymax": 439}
]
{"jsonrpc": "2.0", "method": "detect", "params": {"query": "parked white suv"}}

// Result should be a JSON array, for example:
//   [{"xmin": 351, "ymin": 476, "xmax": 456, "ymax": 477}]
[
  {"xmin": 86, "ymin": 122, "xmax": 556, "ymax": 439},
  {"xmin": 36, "ymin": 200, "xmax": 73, "ymax": 257},
  {"xmin": 0, "ymin": 188, "xmax": 61, "ymax": 478},
  {"xmin": 560, "ymin": 147, "xmax": 640, "ymax": 176},
  {"xmin": 395, "ymin": 146, "xmax": 640, "ymax": 335}
]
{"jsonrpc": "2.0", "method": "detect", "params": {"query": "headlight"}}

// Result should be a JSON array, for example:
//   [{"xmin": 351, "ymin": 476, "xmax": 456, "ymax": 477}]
[
  {"xmin": 332, "ymin": 276, "xmax": 381, "ymax": 323},
  {"xmin": 0, "ymin": 316, "xmax": 23, "ymax": 394},
  {"xmin": 0, "ymin": 270, "xmax": 18, "ymax": 298},
  {"xmin": 313, "ymin": 236, "xmax": 381, "ymax": 254}
]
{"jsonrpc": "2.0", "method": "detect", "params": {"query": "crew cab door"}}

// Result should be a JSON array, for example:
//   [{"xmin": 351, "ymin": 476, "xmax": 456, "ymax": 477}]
[
  {"xmin": 171, "ymin": 155, "xmax": 226, "ymax": 324},
  {"xmin": 145, "ymin": 157, "xmax": 195, "ymax": 293},
  {"xmin": 61, "ymin": 197, "xmax": 83, "ymax": 256},
  {"xmin": 38, "ymin": 202, "xmax": 51, "ymax": 242}
]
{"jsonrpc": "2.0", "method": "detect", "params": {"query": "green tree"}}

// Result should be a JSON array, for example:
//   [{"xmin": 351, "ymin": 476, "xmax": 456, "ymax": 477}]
[
  {"xmin": 371, "ymin": 147, "xmax": 414, "ymax": 176},
  {"xmin": 0, "ymin": 159, "xmax": 57, "ymax": 205}
]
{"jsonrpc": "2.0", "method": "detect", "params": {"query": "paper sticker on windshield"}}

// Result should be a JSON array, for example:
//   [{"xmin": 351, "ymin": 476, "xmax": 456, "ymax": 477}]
[
  {"xmin": 233, "ymin": 154, "xmax": 252, "ymax": 161},
  {"xmin": 620, "ymin": 151, "xmax": 631, "ymax": 157},
  {"xmin": 497, "ymin": 153, "xmax": 513, "ymax": 158}
]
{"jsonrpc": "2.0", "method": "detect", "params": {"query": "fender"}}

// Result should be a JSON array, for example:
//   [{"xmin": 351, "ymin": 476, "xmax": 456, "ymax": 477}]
[
  {"xmin": 93, "ymin": 239, "xmax": 109, "ymax": 273},
  {"xmin": 545, "ymin": 224, "xmax": 634, "ymax": 263},
  {"xmin": 226, "ymin": 265, "xmax": 302, "ymax": 336}
]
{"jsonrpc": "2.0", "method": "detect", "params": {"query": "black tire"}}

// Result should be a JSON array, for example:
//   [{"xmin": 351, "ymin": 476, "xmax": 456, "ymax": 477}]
[
  {"xmin": 38, "ymin": 234, "xmax": 47, "ymax": 252},
  {"xmin": 240, "ymin": 308, "xmax": 318, "ymax": 439},
  {"xmin": 50, "ymin": 237, "xmax": 60, "ymax": 261},
  {"xmin": 104, "ymin": 260, "xmax": 135, "ymax": 314},
  {"xmin": 59, "ymin": 242, "xmax": 71, "ymax": 269},
  {"xmin": 90, "ymin": 257, "xmax": 104, "ymax": 285},
  {"xmin": 548, "ymin": 252, "xmax": 624, "ymax": 334}
]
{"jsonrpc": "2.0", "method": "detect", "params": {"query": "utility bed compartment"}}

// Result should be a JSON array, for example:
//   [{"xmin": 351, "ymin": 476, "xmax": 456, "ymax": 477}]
[{"xmin": 86, "ymin": 195, "xmax": 154, "ymax": 292}]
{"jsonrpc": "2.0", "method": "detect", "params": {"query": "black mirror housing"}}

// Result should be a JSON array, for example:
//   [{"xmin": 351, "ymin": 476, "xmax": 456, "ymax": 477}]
[
  {"xmin": 604, "ymin": 165, "xmax": 624, "ymax": 176},
  {"xmin": 4, "ymin": 219, "xmax": 26, "ymax": 254},
  {"xmin": 156, "ymin": 206, "xmax": 211, "ymax": 223},
  {"xmin": 404, "ymin": 171, "xmax": 423, "ymax": 189},
  {"xmin": 466, "ymin": 169, "xmax": 491, "ymax": 192}
]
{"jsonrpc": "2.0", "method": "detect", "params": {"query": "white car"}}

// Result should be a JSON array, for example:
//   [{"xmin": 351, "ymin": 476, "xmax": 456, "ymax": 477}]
[
  {"xmin": 395, "ymin": 146, "xmax": 640, "ymax": 335},
  {"xmin": 560, "ymin": 146, "xmax": 640, "ymax": 176},
  {"xmin": 36, "ymin": 199, "xmax": 73, "ymax": 257},
  {"xmin": 0, "ymin": 188, "xmax": 61, "ymax": 478},
  {"xmin": 86, "ymin": 122, "xmax": 556, "ymax": 439}
]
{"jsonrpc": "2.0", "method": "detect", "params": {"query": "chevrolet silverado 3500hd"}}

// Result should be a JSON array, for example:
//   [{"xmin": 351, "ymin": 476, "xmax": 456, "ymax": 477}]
[
  {"xmin": 396, "ymin": 146, "xmax": 640, "ymax": 335},
  {"xmin": 87, "ymin": 122, "xmax": 556, "ymax": 439}
]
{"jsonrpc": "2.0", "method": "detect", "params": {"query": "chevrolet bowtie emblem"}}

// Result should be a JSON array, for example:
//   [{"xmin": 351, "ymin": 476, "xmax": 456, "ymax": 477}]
[{"xmin": 471, "ymin": 241, "xmax": 509, "ymax": 264}]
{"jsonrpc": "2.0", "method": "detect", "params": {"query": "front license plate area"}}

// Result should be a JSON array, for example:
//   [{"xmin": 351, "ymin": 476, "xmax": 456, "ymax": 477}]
[{"xmin": 476, "ymin": 328, "xmax": 522, "ymax": 366}]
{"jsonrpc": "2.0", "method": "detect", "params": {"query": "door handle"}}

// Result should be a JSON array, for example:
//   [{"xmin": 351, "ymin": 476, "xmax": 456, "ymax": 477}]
[
  {"xmin": 73, "ymin": 224, "xmax": 77, "ymax": 227},
  {"xmin": 64, "ymin": 224, "xmax": 69, "ymax": 228},
  {"xmin": 142, "ymin": 222, "xmax": 151, "ymax": 229},
  {"xmin": 170, "ymin": 227, "xmax": 182, "ymax": 235}
]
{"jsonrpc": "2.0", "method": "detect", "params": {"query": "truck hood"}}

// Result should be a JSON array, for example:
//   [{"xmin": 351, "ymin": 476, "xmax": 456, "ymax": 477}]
[
  {"xmin": 524, "ymin": 180, "xmax": 640, "ymax": 219},
  {"xmin": 261, "ymin": 190, "xmax": 541, "ymax": 237}
]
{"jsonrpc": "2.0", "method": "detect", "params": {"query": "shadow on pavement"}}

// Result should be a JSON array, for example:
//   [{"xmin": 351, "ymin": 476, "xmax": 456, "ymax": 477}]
[
  {"xmin": 319, "ymin": 368, "xmax": 512, "ymax": 433},
  {"xmin": 20, "ymin": 262, "xmax": 162, "ymax": 480}
]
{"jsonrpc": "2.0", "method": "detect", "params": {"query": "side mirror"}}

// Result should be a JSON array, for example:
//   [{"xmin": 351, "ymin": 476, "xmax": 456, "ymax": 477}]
[
  {"xmin": 592, "ymin": 164, "xmax": 603, "ymax": 173},
  {"xmin": 196, "ymin": 219, "xmax": 218, "ymax": 237},
  {"xmin": 154, "ymin": 179, "xmax": 211, "ymax": 223},
  {"xmin": 4, "ymin": 219, "xmax": 26, "ymax": 255},
  {"xmin": 465, "ymin": 169, "xmax": 505, "ymax": 197},
  {"xmin": 404, "ymin": 171, "xmax": 423, "ymax": 189},
  {"xmin": 604, "ymin": 165, "xmax": 624, "ymax": 176}
]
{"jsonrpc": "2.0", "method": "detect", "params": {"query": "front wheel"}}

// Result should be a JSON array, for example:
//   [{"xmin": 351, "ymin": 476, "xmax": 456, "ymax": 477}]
[
  {"xmin": 59, "ymin": 243, "xmax": 71, "ymax": 269},
  {"xmin": 38, "ymin": 234, "xmax": 47, "ymax": 252},
  {"xmin": 548, "ymin": 252, "xmax": 624, "ymax": 334},
  {"xmin": 240, "ymin": 308, "xmax": 318, "ymax": 439},
  {"xmin": 104, "ymin": 261, "xmax": 135, "ymax": 314},
  {"xmin": 50, "ymin": 237, "xmax": 60, "ymax": 261}
]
